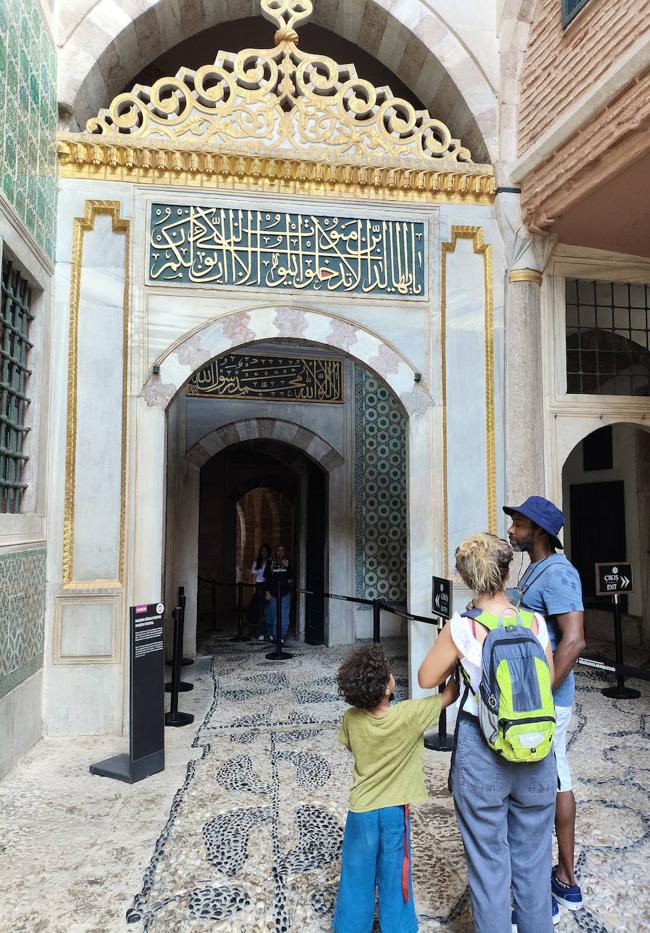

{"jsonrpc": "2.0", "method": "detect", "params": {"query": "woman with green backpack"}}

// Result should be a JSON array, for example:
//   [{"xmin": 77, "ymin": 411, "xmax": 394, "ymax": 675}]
[{"xmin": 418, "ymin": 533, "xmax": 558, "ymax": 933}]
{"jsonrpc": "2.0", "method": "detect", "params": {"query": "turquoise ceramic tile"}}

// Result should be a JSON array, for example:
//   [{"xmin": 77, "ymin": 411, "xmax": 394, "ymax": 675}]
[
  {"xmin": 354, "ymin": 368, "xmax": 407, "ymax": 605},
  {"xmin": 0, "ymin": 549, "xmax": 46, "ymax": 700},
  {"xmin": 0, "ymin": 0, "xmax": 56, "ymax": 259}
]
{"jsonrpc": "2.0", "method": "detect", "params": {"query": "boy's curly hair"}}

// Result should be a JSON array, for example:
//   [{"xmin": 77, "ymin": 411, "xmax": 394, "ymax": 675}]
[{"xmin": 337, "ymin": 644, "xmax": 391, "ymax": 710}]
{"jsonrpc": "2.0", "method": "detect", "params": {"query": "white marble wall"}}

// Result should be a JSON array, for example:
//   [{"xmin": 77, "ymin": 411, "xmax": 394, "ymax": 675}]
[
  {"xmin": 71, "ymin": 214, "xmax": 125, "ymax": 582},
  {"xmin": 46, "ymin": 181, "xmax": 134, "ymax": 735},
  {"xmin": 45, "ymin": 176, "xmax": 507, "ymax": 734}
]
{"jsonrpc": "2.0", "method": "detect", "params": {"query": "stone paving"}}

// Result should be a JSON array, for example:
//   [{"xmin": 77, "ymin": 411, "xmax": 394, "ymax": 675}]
[{"xmin": 0, "ymin": 637, "xmax": 649, "ymax": 932}]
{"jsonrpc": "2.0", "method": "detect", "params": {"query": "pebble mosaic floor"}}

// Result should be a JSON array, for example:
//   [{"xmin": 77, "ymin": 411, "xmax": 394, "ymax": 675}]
[
  {"xmin": 1, "ymin": 637, "xmax": 649, "ymax": 932},
  {"xmin": 124, "ymin": 637, "xmax": 649, "ymax": 933}
]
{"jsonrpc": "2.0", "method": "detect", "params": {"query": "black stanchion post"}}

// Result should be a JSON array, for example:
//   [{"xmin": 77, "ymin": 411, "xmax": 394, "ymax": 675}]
[
  {"xmin": 372, "ymin": 598, "xmax": 381, "ymax": 644},
  {"xmin": 424, "ymin": 619, "xmax": 454, "ymax": 752},
  {"xmin": 165, "ymin": 607, "xmax": 194, "ymax": 727},
  {"xmin": 211, "ymin": 580, "xmax": 217, "ymax": 632},
  {"xmin": 165, "ymin": 590, "xmax": 193, "ymax": 693},
  {"xmin": 179, "ymin": 586, "xmax": 193, "ymax": 666},
  {"xmin": 231, "ymin": 580, "xmax": 251, "ymax": 643},
  {"xmin": 266, "ymin": 580, "xmax": 292, "ymax": 661},
  {"xmin": 602, "ymin": 594, "xmax": 640, "ymax": 700}
]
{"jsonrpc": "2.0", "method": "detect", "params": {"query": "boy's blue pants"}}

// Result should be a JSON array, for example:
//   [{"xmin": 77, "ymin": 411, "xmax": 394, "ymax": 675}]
[{"xmin": 333, "ymin": 805, "xmax": 418, "ymax": 933}]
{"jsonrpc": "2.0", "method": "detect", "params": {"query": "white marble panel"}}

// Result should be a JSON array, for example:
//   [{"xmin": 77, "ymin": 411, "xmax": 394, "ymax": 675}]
[
  {"xmin": 406, "ymin": 406, "xmax": 436, "ymax": 696},
  {"xmin": 132, "ymin": 401, "xmax": 166, "ymax": 605},
  {"xmin": 446, "ymin": 237, "xmax": 489, "ymax": 566},
  {"xmin": 58, "ymin": 599, "xmax": 116, "ymax": 658},
  {"xmin": 72, "ymin": 214, "xmax": 126, "ymax": 581},
  {"xmin": 0, "ymin": 670, "xmax": 43, "ymax": 779}
]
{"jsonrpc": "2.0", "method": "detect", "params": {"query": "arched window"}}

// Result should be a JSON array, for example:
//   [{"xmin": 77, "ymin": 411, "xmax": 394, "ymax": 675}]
[{"xmin": 565, "ymin": 278, "xmax": 650, "ymax": 396}]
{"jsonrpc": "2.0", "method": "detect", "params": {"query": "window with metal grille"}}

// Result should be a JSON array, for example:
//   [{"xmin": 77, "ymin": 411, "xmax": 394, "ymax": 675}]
[
  {"xmin": 562, "ymin": 0, "xmax": 590, "ymax": 27},
  {"xmin": 565, "ymin": 278, "xmax": 650, "ymax": 396},
  {"xmin": 0, "ymin": 259, "xmax": 33, "ymax": 512}
]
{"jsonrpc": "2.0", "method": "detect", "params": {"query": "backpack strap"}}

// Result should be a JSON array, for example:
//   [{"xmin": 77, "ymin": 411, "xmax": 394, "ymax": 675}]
[
  {"xmin": 463, "ymin": 607, "xmax": 534, "ymax": 630},
  {"xmin": 514, "ymin": 608, "xmax": 535, "ymax": 629},
  {"xmin": 448, "ymin": 663, "xmax": 470, "ymax": 793},
  {"xmin": 461, "ymin": 608, "xmax": 499, "ymax": 631}
]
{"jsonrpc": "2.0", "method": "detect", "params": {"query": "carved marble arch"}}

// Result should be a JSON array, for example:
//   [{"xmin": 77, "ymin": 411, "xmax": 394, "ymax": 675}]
[{"xmin": 58, "ymin": 0, "xmax": 495, "ymax": 202}]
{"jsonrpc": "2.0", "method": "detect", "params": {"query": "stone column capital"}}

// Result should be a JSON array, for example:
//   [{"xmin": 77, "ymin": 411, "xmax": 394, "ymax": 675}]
[{"xmin": 495, "ymin": 190, "xmax": 557, "ymax": 280}]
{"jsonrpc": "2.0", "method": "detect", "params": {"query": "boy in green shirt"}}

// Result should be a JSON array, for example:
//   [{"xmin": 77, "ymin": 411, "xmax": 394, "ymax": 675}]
[{"xmin": 333, "ymin": 644, "xmax": 457, "ymax": 932}]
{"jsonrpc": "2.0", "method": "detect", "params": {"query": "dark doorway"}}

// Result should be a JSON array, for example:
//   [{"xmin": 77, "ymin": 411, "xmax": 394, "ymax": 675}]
[
  {"xmin": 197, "ymin": 438, "xmax": 327, "ymax": 643},
  {"xmin": 570, "ymin": 480, "xmax": 626, "ymax": 600}
]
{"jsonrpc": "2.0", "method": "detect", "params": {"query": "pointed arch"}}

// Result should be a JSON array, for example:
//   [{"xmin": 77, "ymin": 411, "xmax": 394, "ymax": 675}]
[{"xmin": 142, "ymin": 306, "xmax": 433, "ymax": 418}]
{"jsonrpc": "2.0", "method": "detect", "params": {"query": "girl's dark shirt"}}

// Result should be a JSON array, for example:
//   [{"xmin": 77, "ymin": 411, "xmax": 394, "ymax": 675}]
[{"xmin": 265, "ymin": 560, "xmax": 293, "ymax": 596}]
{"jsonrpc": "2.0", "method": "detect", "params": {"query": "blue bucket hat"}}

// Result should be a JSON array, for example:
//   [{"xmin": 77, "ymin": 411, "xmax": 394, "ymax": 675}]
[{"xmin": 503, "ymin": 495, "xmax": 565, "ymax": 550}]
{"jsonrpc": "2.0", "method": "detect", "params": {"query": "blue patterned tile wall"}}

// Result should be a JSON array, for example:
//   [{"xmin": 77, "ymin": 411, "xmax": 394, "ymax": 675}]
[
  {"xmin": 354, "ymin": 367, "xmax": 407, "ymax": 605},
  {"xmin": 0, "ymin": 548, "xmax": 46, "ymax": 700},
  {"xmin": 0, "ymin": 0, "xmax": 57, "ymax": 260}
]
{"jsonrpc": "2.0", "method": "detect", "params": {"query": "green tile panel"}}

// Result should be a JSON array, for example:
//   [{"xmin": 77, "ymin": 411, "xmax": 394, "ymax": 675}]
[
  {"xmin": 0, "ymin": 548, "xmax": 46, "ymax": 700},
  {"xmin": 0, "ymin": 0, "xmax": 57, "ymax": 261}
]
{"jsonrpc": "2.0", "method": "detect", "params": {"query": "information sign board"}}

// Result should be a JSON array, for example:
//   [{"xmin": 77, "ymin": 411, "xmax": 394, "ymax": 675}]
[
  {"xmin": 90, "ymin": 602, "xmax": 165, "ymax": 783},
  {"xmin": 431, "ymin": 576, "xmax": 453, "ymax": 620},
  {"xmin": 595, "ymin": 563, "xmax": 633, "ymax": 596}
]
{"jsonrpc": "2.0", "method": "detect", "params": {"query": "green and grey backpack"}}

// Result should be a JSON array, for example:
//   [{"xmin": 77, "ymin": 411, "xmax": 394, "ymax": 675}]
[{"xmin": 459, "ymin": 608, "xmax": 556, "ymax": 763}]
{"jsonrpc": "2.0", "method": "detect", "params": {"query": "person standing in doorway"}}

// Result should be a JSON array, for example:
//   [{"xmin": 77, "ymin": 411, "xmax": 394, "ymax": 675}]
[
  {"xmin": 248, "ymin": 543, "xmax": 271, "ymax": 641},
  {"xmin": 264, "ymin": 544, "xmax": 293, "ymax": 642},
  {"xmin": 505, "ymin": 496, "xmax": 586, "ymax": 915}
]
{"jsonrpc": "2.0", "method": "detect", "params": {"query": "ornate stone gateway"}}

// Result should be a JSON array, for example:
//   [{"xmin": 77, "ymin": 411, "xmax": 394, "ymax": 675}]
[{"xmin": 52, "ymin": 0, "xmax": 504, "ymax": 734}]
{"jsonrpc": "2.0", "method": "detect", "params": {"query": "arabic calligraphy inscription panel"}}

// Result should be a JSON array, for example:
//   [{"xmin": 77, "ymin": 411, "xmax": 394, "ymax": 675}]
[
  {"xmin": 187, "ymin": 353, "xmax": 343, "ymax": 403},
  {"xmin": 149, "ymin": 204, "xmax": 426, "ymax": 297}
]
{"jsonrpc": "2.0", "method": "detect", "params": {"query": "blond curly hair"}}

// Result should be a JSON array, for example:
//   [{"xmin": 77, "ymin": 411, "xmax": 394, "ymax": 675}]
[{"xmin": 455, "ymin": 533, "xmax": 513, "ymax": 596}]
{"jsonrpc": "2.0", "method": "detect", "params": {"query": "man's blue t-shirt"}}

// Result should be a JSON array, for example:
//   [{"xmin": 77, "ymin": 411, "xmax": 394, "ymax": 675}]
[{"xmin": 509, "ymin": 553, "xmax": 584, "ymax": 707}]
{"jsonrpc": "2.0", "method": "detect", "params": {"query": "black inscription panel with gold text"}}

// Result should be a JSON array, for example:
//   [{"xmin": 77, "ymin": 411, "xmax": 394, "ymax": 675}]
[{"xmin": 186, "ymin": 354, "xmax": 343, "ymax": 403}]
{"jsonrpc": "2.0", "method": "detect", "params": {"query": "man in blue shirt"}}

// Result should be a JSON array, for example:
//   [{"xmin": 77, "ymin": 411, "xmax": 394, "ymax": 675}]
[{"xmin": 504, "ymin": 496, "xmax": 586, "ymax": 916}]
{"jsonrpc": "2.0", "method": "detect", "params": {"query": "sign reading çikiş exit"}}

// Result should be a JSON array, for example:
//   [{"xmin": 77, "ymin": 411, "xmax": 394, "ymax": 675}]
[{"xmin": 596, "ymin": 563, "xmax": 633, "ymax": 596}]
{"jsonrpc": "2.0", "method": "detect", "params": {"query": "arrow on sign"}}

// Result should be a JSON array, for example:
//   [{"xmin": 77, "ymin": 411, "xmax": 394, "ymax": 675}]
[{"xmin": 621, "ymin": 576, "xmax": 630, "ymax": 588}]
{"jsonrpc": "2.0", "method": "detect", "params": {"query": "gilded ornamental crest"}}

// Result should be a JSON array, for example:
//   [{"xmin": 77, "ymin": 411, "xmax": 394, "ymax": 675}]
[{"xmin": 58, "ymin": 0, "xmax": 495, "ymax": 202}]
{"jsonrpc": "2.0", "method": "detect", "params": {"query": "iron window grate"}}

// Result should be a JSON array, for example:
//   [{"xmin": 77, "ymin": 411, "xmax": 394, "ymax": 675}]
[
  {"xmin": 0, "ymin": 259, "xmax": 33, "ymax": 512},
  {"xmin": 565, "ymin": 278, "xmax": 650, "ymax": 397}
]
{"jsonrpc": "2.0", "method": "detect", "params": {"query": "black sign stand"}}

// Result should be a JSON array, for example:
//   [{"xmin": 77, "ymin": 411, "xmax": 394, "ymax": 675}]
[
  {"xmin": 425, "ymin": 576, "xmax": 454, "ymax": 753},
  {"xmin": 424, "ymin": 618, "xmax": 454, "ymax": 753},
  {"xmin": 90, "ymin": 602, "xmax": 165, "ymax": 783},
  {"xmin": 601, "ymin": 594, "xmax": 641, "ymax": 700}
]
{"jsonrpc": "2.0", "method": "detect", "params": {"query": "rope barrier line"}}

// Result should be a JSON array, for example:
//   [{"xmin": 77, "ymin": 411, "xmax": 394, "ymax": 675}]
[
  {"xmin": 200, "ymin": 580, "xmax": 443, "ymax": 626},
  {"xmin": 578, "ymin": 656, "xmax": 650, "ymax": 683}
]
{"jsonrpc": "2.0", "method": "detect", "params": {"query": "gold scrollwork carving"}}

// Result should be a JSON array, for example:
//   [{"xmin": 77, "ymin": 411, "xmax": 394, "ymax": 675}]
[
  {"xmin": 57, "ymin": 143, "xmax": 496, "ymax": 204},
  {"xmin": 58, "ymin": 0, "xmax": 494, "ymax": 197},
  {"xmin": 440, "ymin": 226, "xmax": 496, "ymax": 572},
  {"xmin": 63, "ymin": 201, "xmax": 129, "ymax": 590}
]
